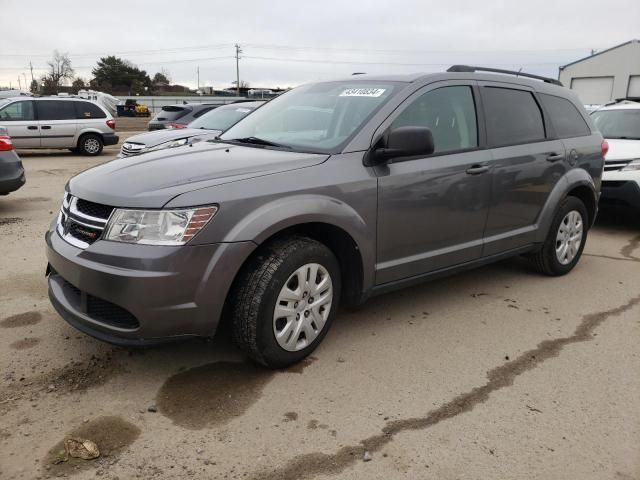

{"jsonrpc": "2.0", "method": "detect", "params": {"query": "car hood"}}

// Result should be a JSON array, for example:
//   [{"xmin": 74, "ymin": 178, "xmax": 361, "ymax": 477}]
[
  {"xmin": 69, "ymin": 141, "xmax": 329, "ymax": 208},
  {"xmin": 123, "ymin": 128, "xmax": 220, "ymax": 148},
  {"xmin": 604, "ymin": 138, "xmax": 640, "ymax": 161}
]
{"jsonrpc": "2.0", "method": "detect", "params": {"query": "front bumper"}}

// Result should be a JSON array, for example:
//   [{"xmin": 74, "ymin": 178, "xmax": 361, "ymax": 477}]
[
  {"xmin": 45, "ymin": 226, "xmax": 255, "ymax": 345},
  {"xmin": 600, "ymin": 179, "xmax": 640, "ymax": 209},
  {"xmin": 103, "ymin": 133, "xmax": 119, "ymax": 146}
]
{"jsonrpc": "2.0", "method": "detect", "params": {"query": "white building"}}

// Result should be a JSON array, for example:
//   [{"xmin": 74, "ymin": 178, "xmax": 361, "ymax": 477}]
[{"xmin": 559, "ymin": 39, "xmax": 640, "ymax": 105}]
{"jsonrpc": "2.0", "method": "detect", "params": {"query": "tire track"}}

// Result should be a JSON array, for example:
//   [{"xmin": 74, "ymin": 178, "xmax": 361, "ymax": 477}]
[{"xmin": 251, "ymin": 294, "xmax": 640, "ymax": 480}]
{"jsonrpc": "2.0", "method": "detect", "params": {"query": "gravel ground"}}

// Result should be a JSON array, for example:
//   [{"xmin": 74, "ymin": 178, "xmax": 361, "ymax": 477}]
[{"xmin": 1, "ymin": 138, "xmax": 639, "ymax": 479}]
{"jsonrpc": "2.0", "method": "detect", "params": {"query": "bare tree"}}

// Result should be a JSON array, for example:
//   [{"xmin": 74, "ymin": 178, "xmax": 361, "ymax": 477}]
[{"xmin": 41, "ymin": 50, "xmax": 74, "ymax": 93}]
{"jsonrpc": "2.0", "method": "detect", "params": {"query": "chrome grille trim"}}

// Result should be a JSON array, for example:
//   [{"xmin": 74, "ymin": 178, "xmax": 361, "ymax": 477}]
[
  {"xmin": 57, "ymin": 195, "xmax": 113, "ymax": 249},
  {"xmin": 120, "ymin": 142, "xmax": 147, "ymax": 157}
]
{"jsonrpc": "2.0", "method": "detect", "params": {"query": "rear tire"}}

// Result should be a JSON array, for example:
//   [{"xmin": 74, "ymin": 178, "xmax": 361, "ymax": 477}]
[
  {"xmin": 78, "ymin": 134, "xmax": 103, "ymax": 156},
  {"xmin": 230, "ymin": 236, "xmax": 341, "ymax": 368},
  {"xmin": 529, "ymin": 196, "xmax": 588, "ymax": 276}
]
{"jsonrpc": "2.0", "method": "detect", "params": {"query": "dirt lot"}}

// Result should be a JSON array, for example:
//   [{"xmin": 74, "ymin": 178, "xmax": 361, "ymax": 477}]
[{"xmin": 1, "ymin": 136, "xmax": 639, "ymax": 479}]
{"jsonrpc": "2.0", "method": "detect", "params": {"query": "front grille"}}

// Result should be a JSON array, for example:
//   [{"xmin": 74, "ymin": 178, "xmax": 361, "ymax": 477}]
[
  {"xmin": 120, "ymin": 142, "xmax": 146, "ymax": 157},
  {"xmin": 59, "ymin": 276, "xmax": 139, "ymax": 330},
  {"xmin": 76, "ymin": 198, "xmax": 114, "ymax": 219},
  {"xmin": 57, "ymin": 194, "xmax": 113, "ymax": 249},
  {"xmin": 604, "ymin": 159, "xmax": 633, "ymax": 171}
]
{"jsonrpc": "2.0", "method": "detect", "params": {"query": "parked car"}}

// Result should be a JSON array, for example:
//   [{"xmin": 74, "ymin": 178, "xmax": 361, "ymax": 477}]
[
  {"xmin": 0, "ymin": 127, "xmax": 25, "ymax": 195},
  {"xmin": 590, "ymin": 99, "xmax": 640, "ymax": 209},
  {"xmin": 147, "ymin": 103, "xmax": 223, "ymax": 131},
  {"xmin": 119, "ymin": 101, "xmax": 264, "ymax": 157},
  {"xmin": 0, "ymin": 97, "xmax": 118, "ymax": 155},
  {"xmin": 46, "ymin": 66, "xmax": 604, "ymax": 368}
]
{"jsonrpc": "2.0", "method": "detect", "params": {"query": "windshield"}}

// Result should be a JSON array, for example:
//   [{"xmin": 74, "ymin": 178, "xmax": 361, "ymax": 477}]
[
  {"xmin": 189, "ymin": 104, "xmax": 258, "ymax": 131},
  {"xmin": 591, "ymin": 109, "xmax": 640, "ymax": 139},
  {"xmin": 220, "ymin": 81, "xmax": 401, "ymax": 153}
]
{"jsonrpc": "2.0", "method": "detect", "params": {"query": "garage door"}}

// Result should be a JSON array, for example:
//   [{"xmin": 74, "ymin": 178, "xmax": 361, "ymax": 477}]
[
  {"xmin": 570, "ymin": 77, "xmax": 614, "ymax": 105},
  {"xmin": 628, "ymin": 76, "xmax": 640, "ymax": 98}
]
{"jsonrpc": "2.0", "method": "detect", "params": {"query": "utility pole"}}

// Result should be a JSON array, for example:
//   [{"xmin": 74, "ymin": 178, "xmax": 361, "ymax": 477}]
[
  {"xmin": 29, "ymin": 62, "xmax": 35, "ymax": 83},
  {"xmin": 17, "ymin": 76, "xmax": 21, "ymax": 90},
  {"xmin": 197, "ymin": 66, "xmax": 200, "ymax": 90},
  {"xmin": 235, "ymin": 43, "xmax": 242, "ymax": 97}
]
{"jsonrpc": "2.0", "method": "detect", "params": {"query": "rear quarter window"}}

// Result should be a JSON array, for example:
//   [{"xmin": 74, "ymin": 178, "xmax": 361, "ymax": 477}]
[
  {"xmin": 75, "ymin": 101, "xmax": 106, "ymax": 119},
  {"xmin": 539, "ymin": 94, "xmax": 590, "ymax": 138},
  {"xmin": 482, "ymin": 87, "xmax": 545, "ymax": 147}
]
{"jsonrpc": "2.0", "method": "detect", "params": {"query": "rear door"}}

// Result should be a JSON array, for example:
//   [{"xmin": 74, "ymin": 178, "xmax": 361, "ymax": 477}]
[
  {"xmin": 376, "ymin": 81, "xmax": 492, "ymax": 284},
  {"xmin": 36, "ymin": 100, "xmax": 78, "ymax": 148},
  {"xmin": 480, "ymin": 83, "xmax": 567, "ymax": 255},
  {"xmin": 0, "ymin": 100, "xmax": 40, "ymax": 148}
]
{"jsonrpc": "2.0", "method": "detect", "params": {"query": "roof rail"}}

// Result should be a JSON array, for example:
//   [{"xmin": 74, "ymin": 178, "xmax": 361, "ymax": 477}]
[{"xmin": 447, "ymin": 65, "xmax": 563, "ymax": 87}]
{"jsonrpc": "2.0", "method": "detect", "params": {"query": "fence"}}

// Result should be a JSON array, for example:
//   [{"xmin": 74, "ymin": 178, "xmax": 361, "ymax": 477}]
[{"xmin": 115, "ymin": 96, "xmax": 249, "ymax": 114}]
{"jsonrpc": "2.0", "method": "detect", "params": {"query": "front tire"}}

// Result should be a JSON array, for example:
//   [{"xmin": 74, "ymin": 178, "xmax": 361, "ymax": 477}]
[
  {"xmin": 529, "ymin": 196, "xmax": 588, "ymax": 276},
  {"xmin": 78, "ymin": 134, "xmax": 103, "ymax": 156},
  {"xmin": 231, "ymin": 236, "xmax": 341, "ymax": 368}
]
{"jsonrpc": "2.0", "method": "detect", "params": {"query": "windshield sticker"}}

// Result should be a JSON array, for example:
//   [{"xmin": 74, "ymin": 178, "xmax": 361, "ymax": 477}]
[
  {"xmin": 235, "ymin": 108, "xmax": 251, "ymax": 112},
  {"xmin": 339, "ymin": 88, "xmax": 386, "ymax": 97}
]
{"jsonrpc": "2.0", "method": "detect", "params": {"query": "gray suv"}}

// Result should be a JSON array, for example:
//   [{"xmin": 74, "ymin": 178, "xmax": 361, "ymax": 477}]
[
  {"xmin": 0, "ymin": 97, "xmax": 118, "ymax": 155},
  {"xmin": 45, "ymin": 66, "xmax": 605, "ymax": 368}
]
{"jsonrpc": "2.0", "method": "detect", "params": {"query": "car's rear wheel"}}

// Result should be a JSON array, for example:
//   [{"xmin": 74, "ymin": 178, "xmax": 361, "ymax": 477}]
[
  {"xmin": 529, "ymin": 196, "xmax": 588, "ymax": 276},
  {"xmin": 230, "ymin": 236, "xmax": 341, "ymax": 368},
  {"xmin": 78, "ymin": 134, "xmax": 103, "ymax": 156}
]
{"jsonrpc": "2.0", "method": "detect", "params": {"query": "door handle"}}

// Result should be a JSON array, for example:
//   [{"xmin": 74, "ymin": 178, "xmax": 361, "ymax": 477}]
[
  {"xmin": 41, "ymin": 125, "xmax": 52, "ymax": 130},
  {"xmin": 466, "ymin": 164, "xmax": 489, "ymax": 175},
  {"xmin": 27, "ymin": 125, "xmax": 38, "ymax": 130},
  {"xmin": 546, "ymin": 153, "xmax": 564, "ymax": 162}
]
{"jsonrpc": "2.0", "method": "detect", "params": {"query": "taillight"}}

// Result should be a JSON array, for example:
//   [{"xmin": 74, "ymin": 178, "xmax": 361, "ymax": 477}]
[
  {"xmin": 106, "ymin": 119, "xmax": 116, "ymax": 130},
  {"xmin": 0, "ymin": 135, "xmax": 13, "ymax": 151},
  {"xmin": 601, "ymin": 140, "xmax": 609, "ymax": 158},
  {"xmin": 167, "ymin": 123, "xmax": 187, "ymax": 129}
]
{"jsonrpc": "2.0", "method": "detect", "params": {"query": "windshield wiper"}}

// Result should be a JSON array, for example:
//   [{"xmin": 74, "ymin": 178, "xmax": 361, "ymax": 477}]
[
  {"xmin": 606, "ymin": 136, "xmax": 640, "ymax": 140},
  {"xmin": 230, "ymin": 136, "xmax": 291, "ymax": 149}
]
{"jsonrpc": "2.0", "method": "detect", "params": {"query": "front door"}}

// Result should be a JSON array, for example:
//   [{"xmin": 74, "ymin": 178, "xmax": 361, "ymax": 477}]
[
  {"xmin": 375, "ymin": 83, "xmax": 492, "ymax": 284},
  {"xmin": 36, "ymin": 100, "xmax": 78, "ymax": 148},
  {"xmin": 0, "ymin": 100, "xmax": 40, "ymax": 148}
]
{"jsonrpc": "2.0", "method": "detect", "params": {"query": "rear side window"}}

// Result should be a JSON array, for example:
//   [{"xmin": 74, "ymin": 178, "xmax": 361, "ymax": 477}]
[
  {"xmin": 155, "ymin": 106, "xmax": 188, "ymax": 121},
  {"xmin": 0, "ymin": 100, "xmax": 35, "ymax": 121},
  {"xmin": 192, "ymin": 106, "xmax": 217, "ymax": 119},
  {"xmin": 539, "ymin": 94, "xmax": 590, "ymax": 138},
  {"xmin": 37, "ymin": 100, "xmax": 76, "ymax": 121},
  {"xmin": 75, "ymin": 101, "xmax": 106, "ymax": 119},
  {"xmin": 391, "ymin": 85, "xmax": 478, "ymax": 154},
  {"xmin": 482, "ymin": 87, "xmax": 545, "ymax": 147}
]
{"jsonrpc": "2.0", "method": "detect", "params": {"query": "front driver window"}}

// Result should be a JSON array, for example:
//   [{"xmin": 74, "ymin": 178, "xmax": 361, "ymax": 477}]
[
  {"xmin": 391, "ymin": 86, "xmax": 478, "ymax": 154},
  {"xmin": 0, "ymin": 101, "xmax": 35, "ymax": 121}
]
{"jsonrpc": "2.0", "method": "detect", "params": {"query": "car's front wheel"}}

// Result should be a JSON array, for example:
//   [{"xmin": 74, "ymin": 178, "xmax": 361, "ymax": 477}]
[{"xmin": 231, "ymin": 236, "xmax": 341, "ymax": 368}]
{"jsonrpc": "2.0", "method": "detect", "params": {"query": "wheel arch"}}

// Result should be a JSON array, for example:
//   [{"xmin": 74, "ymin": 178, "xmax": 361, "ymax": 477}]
[{"xmin": 535, "ymin": 169, "xmax": 598, "ymax": 243}]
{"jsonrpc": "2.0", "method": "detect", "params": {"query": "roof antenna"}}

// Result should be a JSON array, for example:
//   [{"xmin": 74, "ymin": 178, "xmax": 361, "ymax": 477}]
[{"xmin": 517, "ymin": 67, "xmax": 523, "ymax": 76}]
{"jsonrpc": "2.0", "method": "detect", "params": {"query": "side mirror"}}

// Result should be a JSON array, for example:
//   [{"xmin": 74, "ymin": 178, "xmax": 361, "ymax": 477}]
[{"xmin": 373, "ymin": 126, "xmax": 435, "ymax": 163}]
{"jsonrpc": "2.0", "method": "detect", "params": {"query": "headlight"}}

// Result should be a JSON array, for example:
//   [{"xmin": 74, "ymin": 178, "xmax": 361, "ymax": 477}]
[
  {"xmin": 104, "ymin": 206, "xmax": 218, "ymax": 245},
  {"xmin": 622, "ymin": 160, "xmax": 640, "ymax": 171},
  {"xmin": 147, "ymin": 138, "xmax": 189, "ymax": 152}
]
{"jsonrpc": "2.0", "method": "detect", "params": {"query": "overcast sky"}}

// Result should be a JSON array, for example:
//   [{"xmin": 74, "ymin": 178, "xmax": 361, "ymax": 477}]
[{"xmin": 1, "ymin": 0, "xmax": 639, "ymax": 91}]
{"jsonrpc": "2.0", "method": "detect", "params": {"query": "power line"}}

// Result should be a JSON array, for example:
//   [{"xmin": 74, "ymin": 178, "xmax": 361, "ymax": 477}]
[{"xmin": 242, "ymin": 55, "xmax": 562, "ymax": 67}]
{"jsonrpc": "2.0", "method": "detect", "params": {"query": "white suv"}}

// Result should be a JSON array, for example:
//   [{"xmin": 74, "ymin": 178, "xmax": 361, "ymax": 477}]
[{"xmin": 591, "ymin": 100, "xmax": 640, "ymax": 210}]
